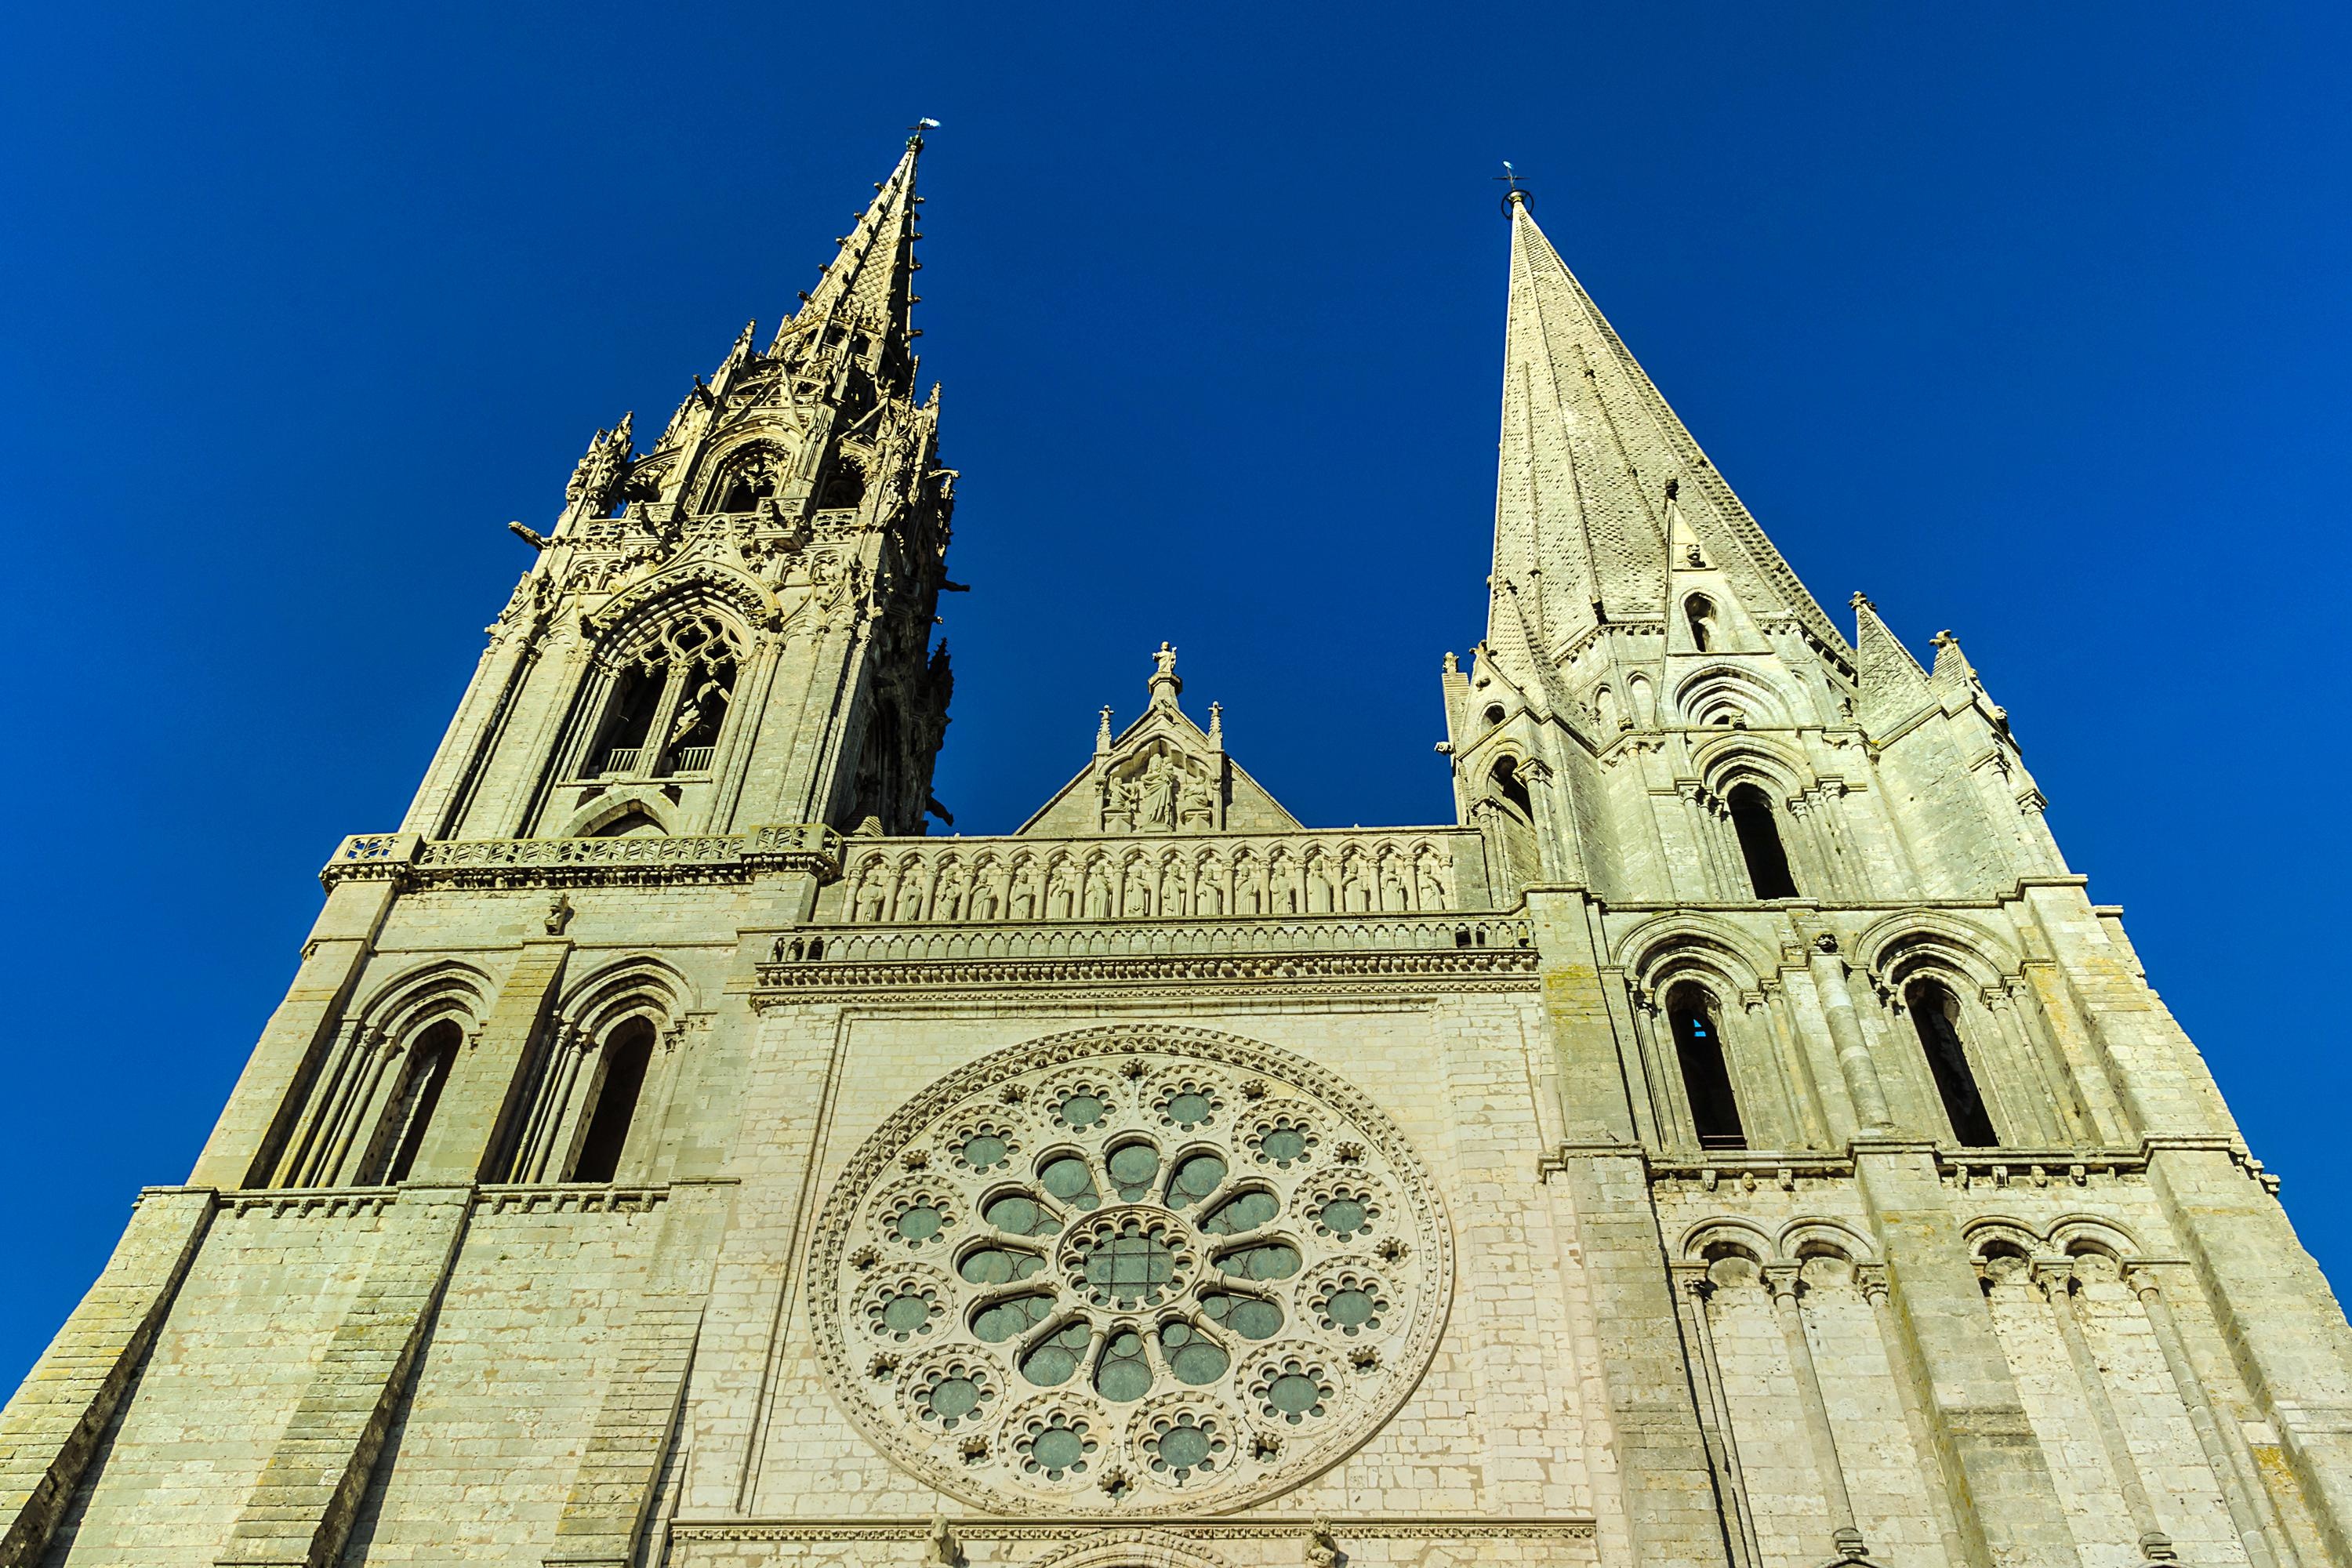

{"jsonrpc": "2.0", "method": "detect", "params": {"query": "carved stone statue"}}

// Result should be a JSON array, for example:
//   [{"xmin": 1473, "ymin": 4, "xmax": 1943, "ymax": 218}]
[
  {"xmin": 1138, "ymin": 757, "xmax": 1178, "ymax": 831},
  {"xmin": 1177, "ymin": 771, "xmax": 1216, "ymax": 830}
]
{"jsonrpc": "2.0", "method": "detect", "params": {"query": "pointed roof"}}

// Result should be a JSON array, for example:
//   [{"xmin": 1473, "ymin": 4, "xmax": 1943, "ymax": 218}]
[
  {"xmin": 775, "ymin": 135, "xmax": 925, "ymax": 387},
  {"xmin": 1851, "ymin": 592, "xmax": 1934, "ymax": 735},
  {"xmin": 1486, "ymin": 192, "xmax": 1848, "ymax": 683},
  {"xmin": 1016, "ymin": 646, "xmax": 1300, "ymax": 837}
]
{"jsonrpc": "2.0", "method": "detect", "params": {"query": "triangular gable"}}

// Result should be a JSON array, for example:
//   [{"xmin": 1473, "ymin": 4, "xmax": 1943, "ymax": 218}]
[{"xmin": 1016, "ymin": 645, "xmax": 1301, "ymax": 837}]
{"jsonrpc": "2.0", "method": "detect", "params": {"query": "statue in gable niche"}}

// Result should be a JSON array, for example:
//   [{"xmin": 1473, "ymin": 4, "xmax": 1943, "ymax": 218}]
[
  {"xmin": 1177, "ymin": 770, "xmax": 1216, "ymax": 831},
  {"xmin": 1104, "ymin": 775, "xmax": 1140, "ymax": 833},
  {"xmin": 1138, "ymin": 755, "xmax": 1179, "ymax": 831}
]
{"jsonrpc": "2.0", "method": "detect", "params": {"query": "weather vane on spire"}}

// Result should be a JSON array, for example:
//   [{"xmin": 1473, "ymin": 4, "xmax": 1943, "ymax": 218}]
[
  {"xmin": 1494, "ymin": 160, "xmax": 1532, "ymax": 215},
  {"xmin": 908, "ymin": 117, "xmax": 941, "ymax": 149}
]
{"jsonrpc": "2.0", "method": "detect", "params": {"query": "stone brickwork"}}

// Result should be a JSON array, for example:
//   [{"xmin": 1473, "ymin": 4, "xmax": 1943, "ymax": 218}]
[{"xmin": 6, "ymin": 143, "xmax": 2349, "ymax": 1568}]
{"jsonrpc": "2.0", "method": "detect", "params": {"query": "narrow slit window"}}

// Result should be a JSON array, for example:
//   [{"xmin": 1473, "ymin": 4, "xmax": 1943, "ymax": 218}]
[
  {"xmin": 1729, "ymin": 784, "xmax": 1799, "ymax": 899},
  {"xmin": 571, "ymin": 1018, "xmax": 658, "ymax": 1183},
  {"xmin": 1686, "ymin": 594, "xmax": 1717, "ymax": 652},
  {"xmin": 1909, "ymin": 981, "xmax": 1999, "ymax": 1147},
  {"xmin": 1669, "ymin": 987, "xmax": 1745, "ymax": 1149}
]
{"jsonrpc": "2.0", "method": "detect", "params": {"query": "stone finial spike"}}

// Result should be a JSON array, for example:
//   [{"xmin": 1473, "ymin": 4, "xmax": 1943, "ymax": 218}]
[
  {"xmin": 1094, "ymin": 706, "xmax": 1113, "ymax": 755},
  {"xmin": 1207, "ymin": 702, "xmax": 1224, "ymax": 746}
]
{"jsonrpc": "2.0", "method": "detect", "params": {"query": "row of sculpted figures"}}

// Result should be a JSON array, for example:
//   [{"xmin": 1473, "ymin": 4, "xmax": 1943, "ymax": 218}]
[{"xmin": 837, "ymin": 835, "xmax": 1462, "ymax": 924}]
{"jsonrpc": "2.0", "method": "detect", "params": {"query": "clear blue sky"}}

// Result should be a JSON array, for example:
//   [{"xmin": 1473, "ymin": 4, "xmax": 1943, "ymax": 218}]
[{"xmin": 4, "ymin": 5, "xmax": 2347, "ymax": 1390}]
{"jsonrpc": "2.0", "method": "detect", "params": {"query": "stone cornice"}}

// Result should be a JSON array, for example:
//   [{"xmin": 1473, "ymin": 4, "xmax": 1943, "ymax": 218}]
[
  {"xmin": 755, "ymin": 945, "xmax": 1539, "ymax": 1004},
  {"xmin": 666, "ymin": 1515, "xmax": 1596, "ymax": 1543}
]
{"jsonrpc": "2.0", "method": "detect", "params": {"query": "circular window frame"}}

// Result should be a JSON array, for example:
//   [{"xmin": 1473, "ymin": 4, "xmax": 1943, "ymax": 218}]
[{"xmin": 807, "ymin": 1025, "xmax": 1454, "ymax": 1515}]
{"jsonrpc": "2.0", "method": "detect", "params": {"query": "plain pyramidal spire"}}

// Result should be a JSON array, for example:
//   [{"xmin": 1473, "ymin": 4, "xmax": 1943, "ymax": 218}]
[{"xmin": 1484, "ymin": 187, "xmax": 1848, "ymax": 683}]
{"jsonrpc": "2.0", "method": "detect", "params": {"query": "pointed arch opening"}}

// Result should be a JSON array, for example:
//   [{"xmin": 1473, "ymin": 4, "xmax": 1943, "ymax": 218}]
[
  {"xmin": 1685, "ymin": 594, "xmax": 1719, "ymax": 653},
  {"xmin": 589, "ymin": 612, "xmax": 742, "ymax": 780},
  {"xmin": 367, "ymin": 1019, "xmax": 461, "ymax": 1184},
  {"xmin": 1727, "ymin": 783, "xmax": 1799, "ymax": 899},
  {"xmin": 1907, "ymin": 979, "xmax": 1999, "ymax": 1147},
  {"xmin": 1488, "ymin": 756, "xmax": 1534, "ymax": 819},
  {"xmin": 570, "ymin": 1017, "xmax": 658, "ymax": 1182},
  {"xmin": 1668, "ymin": 983, "xmax": 1745, "ymax": 1150},
  {"xmin": 819, "ymin": 462, "xmax": 867, "ymax": 510}
]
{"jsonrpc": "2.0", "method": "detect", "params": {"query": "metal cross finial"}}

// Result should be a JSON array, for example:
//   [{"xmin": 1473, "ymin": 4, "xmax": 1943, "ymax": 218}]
[
  {"xmin": 907, "ymin": 117, "xmax": 941, "ymax": 150},
  {"xmin": 1494, "ymin": 161, "xmax": 1532, "ymax": 215}
]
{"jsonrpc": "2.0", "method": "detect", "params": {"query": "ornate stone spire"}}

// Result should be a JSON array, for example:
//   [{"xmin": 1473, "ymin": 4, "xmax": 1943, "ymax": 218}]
[
  {"xmin": 1486, "ymin": 191, "xmax": 1847, "ymax": 681},
  {"xmin": 775, "ymin": 133, "xmax": 926, "ymax": 393}
]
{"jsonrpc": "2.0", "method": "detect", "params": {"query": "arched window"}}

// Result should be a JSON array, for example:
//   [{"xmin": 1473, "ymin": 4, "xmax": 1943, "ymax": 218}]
[
  {"xmin": 819, "ymin": 463, "xmax": 866, "ymax": 510},
  {"xmin": 589, "ymin": 614, "xmax": 741, "ymax": 781},
  {"xmin": 1668, "ymin": 985, "xmax": 1745, "ymax": 1149},
  {"xmin": 1908, "ymin": 980, "xmax": 1999, "ymax": 1147},
  {"xmin": 589, "ymin": 808, "xmax": 666, "ymax": 840},
  {"xmin": 365, "ymin": 1019, "xmax": 461, "ymax": 1184},
  {"xmin": 570, "ymin": 1018, "xmax": 658, "ymax": 1182},
  {"xmin": 710, "ymin": 452, "xmax": 782, "ymax": 514},
  {"xmin": 1686, "ymin": 594, "xmax": 1718, "ymax": 652},
  {"xmin": 1594, "ymin": 686, "xmax": 1621, "ymax": 733},
  {"xmin": 1489, "ymin": 757, "xmax": 1534, "ymax": 818},
  {"xmin": 1728, "ymin": 784, "xmax": 1799, "ymax": 899}
]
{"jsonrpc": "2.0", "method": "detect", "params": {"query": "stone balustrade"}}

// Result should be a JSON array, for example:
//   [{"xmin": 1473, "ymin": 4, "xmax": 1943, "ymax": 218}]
[{"xmin": 822, "ymin": 826, "xmax": 1490, "ymax": 925}]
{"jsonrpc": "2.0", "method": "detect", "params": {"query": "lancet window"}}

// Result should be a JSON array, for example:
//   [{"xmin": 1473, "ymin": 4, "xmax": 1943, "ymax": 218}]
[
  {"xmin": 568, "ymin": 1018, "xmax": 657, "ymax": 1182},
  {"xmin": 1668, "ymin": 985, "xmax": 1745, "ymax": 1150},
  {"xmin": 359, "ymin": 1019, "xmax": 461, "ymax": 1185},
  {"xmin": 589, "ymin": 613, "xmax": 742, "ymax": 780},
  {"xmin": 1728, "ymin": 783, "xmax": 1800, "ymax": 899},
  {"xmin": 1907, "ymin": 979, "xmax": 1999, "ymax": 1147}
]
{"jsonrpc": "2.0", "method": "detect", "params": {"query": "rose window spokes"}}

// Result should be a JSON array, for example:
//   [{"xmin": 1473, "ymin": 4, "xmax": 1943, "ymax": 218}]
[{"xmin": 811, "ymin": 1034, "xmax": 1450, "ymax": 1514}]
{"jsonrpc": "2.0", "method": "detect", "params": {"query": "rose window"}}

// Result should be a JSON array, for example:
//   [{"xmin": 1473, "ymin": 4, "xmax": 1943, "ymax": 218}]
[{"xmin": 809, "ymin": 1029, "xmax": 1451, "ymax": 1514}]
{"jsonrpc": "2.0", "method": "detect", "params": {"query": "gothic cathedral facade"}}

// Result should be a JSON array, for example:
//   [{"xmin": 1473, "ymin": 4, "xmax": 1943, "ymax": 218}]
[{"xmin": 5, "ymin": 137, "xmax": 2348, "ymax": 1568}]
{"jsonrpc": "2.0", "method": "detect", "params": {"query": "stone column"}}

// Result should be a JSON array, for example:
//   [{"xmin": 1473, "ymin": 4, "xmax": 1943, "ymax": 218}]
[
  {"xmin": 1675, "ymin": 1268, "xmax": 1761, "ymax": 1568},
  {"xmin": 1857, "ymin": 1264, "xmax": 1971, "ymax": 1568},
  {"xmin": 2127, "ymin": 1265, "xmax": 2294, "ymax": 1568},
  {"xmin": 1853, "ymin": 1148, "xmax": 2083, "ymax": 1568},
  {"xmin": 2031, "ymin": 1258, "xmax": 2175, "ymax": 1564},
  {"xmin": 1806, "ymin": 934, "xmax": 1894, "ymax": 1134},
  {"xmin": 1764, "ymin": 1264, "xmax": 1868, "ymax": 1564}
]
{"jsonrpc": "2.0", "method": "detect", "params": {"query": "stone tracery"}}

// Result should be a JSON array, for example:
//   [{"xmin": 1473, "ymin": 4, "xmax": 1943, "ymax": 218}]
[{"xmin": 808, "ymin": 1028, "xmax": 1450, "ymax": 1514}]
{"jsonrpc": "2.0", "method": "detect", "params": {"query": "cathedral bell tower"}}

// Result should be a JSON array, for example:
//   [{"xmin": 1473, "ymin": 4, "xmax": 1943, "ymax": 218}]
[
  {"xmin": 1443, "ymin": 187, "xmax": 2060, "ymax": 906},
  {"xmin": 405, "ymin": 132, "xmax": 955, "ymax": 844}
]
